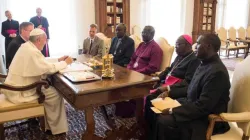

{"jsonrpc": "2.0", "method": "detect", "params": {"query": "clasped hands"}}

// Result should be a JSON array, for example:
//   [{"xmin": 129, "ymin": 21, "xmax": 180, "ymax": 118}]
[
  {"xmin": 9, "ymin": 33, "xmax": 16, "ymax": 38},
  {"xmin": 58, "ymin": 55, "xmax": 73, "ymax": 65}
]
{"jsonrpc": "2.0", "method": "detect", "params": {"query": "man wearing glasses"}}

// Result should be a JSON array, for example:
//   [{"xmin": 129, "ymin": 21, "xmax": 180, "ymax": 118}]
[{"xmin": 6, "ymin": 22, "xmax": 34, "ymax": 69}]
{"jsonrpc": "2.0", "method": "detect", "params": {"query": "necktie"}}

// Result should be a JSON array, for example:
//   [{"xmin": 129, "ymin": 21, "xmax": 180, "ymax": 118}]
[
  {"xmin": 89, "ymin": 39, "xmax": 93, "ymax": 54},
  {"xmin": 114, "ymin": 39, "xmax": 121, "ymax": 54}
]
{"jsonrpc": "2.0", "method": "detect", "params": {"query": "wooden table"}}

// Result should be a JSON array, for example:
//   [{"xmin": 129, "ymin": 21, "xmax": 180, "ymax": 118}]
[
  {"xmin": 239, "ymin": 39, "xmax": 250, "ymax": 59},
  {"xmin": 51, "ymin": 55, "xmax": 158, "ymax": 139}
]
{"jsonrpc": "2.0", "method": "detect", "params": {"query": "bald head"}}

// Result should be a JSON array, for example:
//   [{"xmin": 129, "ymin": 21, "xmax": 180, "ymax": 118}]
[
  {"xmin": 142, "ymin": 26, "xmax": 155, "ymax": 43},
  {"xmin": 36, "ymin": 8, "xmax": 42, "ymax": 17},
  {"xmin": 116, "ymin": 23, "xmax": 127, "ymax": 38}
]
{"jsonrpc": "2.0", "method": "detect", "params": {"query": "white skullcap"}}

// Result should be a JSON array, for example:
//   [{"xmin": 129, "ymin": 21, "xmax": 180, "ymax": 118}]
[{"xmin": 30, "ymin": 28, "xmax": 45, "ymax": 36}]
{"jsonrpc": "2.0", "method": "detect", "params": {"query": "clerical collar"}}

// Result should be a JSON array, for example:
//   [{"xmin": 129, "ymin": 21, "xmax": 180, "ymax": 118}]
[
  {"xmin": 201, "ymin": 54, "xmax": 219, "ymax": 65},
  {"xmin": 37, "ymin": 16, "xmax": 41, "ymax": 18},
  {"xmin": 144, "ymin": 39, "xmax": 154, "ymax": 44},
  {"xmin": 8, "ymin": 19, "xmax": 12, "ymax": 22},
  {"xmin": 20, "ymin": 35, "xmax": 27, "ymax": 42}
]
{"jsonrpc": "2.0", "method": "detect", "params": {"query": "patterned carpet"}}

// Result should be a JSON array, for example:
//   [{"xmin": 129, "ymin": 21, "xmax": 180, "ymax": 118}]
[{"xmin": 4, "ymin": 103, "xmax": 137, "ymax": 140}]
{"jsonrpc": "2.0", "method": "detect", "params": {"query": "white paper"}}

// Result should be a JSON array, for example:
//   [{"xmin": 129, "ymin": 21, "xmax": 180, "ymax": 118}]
[
  {"xmin": 59, "ymin": 62, "xmax": 93, "ymax": 74},
  {"xmin": 151, "ymin": 97, "xmax": 181, "ymax": 112}
]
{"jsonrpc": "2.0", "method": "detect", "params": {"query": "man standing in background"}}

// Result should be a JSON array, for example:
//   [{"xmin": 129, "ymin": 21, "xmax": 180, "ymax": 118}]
[
  {"xmin": 30, "ymin": 7, "xmax": 50, "ymax": 57},
  {"xmin": 1, "ymin": 10, "xmax": 19, "ymax": 59}
]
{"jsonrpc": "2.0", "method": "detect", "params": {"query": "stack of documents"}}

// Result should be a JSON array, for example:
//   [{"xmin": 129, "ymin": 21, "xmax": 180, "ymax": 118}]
[
  {"xmin": 151, "ymin": 97, "xmax": 181, "ymax": 114},
  {"xmin": 59, "ymin": 62, "xmax": 93, "ymax": 74}
]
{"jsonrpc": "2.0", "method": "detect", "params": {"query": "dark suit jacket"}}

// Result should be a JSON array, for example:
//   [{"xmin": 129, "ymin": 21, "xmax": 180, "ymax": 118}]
[
  {"xmin": 109, "ymin": 35, "xmax": 135, "ymax": 67},
  {"xmin": 1, "ymin": 19, "xmax": 19, "ymax": 53},
  {"xmin": 82, "ymin": 36, "xmax": 104, "ymax": 58},
  {"xmin": 30, "ymin": 16, "xmax": 50, "ymax": 39},
  {"xmin": 6, "ymin": 35, "xmax": 25, "ymax": 69}
]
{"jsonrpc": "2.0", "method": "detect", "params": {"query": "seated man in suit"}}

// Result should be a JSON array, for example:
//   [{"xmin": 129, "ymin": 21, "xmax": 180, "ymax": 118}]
[
  {"xmin": 109, "ymin": 23, "xmax": 135, "ymax": 67},
  {"xmin": 151, "ymin": 35, "xmax": 200, "ymax": 99},
  {"xmin": 82, "ymin": 24, "xmax": 105, "ymax": 58},
  {"xmin": 145, "ymin": 34, "xmax": 230, "ymax": 140},
  {"xmin": 127, "ymin": 25, "xmax": 163, "ymax": 75},
  {"xmin": 6, "ymin": 22, "xmax": 34, "ymax": 69}
]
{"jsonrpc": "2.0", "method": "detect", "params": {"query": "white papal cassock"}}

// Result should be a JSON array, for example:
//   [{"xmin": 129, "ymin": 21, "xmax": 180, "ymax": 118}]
[{"xmin": 2, "ymin": 41, "xmax": 68, "ymax": 134}]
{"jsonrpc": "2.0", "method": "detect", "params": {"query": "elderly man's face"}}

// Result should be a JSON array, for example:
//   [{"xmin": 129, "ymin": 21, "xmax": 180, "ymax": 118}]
[
  {"xmin": 142, "ymin": 28, "xmax": 153, "ymax": 43},
  {"xmin": 5, "ymin": 11, "xmax": 12, "ymax": 19},
  {"xmin": 175, "ymin": 36, "xmax": 188, "ymax": 56},
  {"xmin": 37, "ymin": 34, "xmax": 47, "ymax": 50}
]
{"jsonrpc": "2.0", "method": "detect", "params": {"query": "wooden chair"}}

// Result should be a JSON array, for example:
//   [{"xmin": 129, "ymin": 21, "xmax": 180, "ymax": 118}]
[
  {"xmin": 95, "ymin": 32, "xmax": 112, "ymax": 54},
  {"xmin": 129, "ymin": 34, "xmax": 142, "ymax": 49},
  {"xmin": 206, "ymin": 57, "xmax": 250, "ymax": 140},
  {"xmin": 228, "ymin": 27, "xmax": 247, "ymax": 57},
  {"xmin": 0, "ymin": 56, "xmax": 6, "ymax": 75},
  {"xmin": 0, "ymin": 74, "xmax": 49, "ymax": 139},
  {"xmin": 131, "ymin": 25, "xmax": 141, "ymax": 37},
  {"xmin": 246, "ymin": 26, "xmax": 250, "ymax": 40},
  {"xmin": 155, "ymin": 37, "xmax": 174, "ymax": 72},
  {"xmin": 217, "ymin": 27, "xmax": 233, "ymax": 57},
  {"xmin": 236, "ymin": 27, "xmax": 248, "ymax": 55}
]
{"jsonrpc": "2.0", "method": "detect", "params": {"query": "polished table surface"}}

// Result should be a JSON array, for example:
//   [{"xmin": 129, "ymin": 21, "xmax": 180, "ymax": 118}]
[{"xmin": 52, "ymin": 54, "xmax": 159, "ymax": 139}]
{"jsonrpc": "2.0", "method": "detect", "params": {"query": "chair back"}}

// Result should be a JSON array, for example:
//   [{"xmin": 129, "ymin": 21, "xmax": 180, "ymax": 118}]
[
  {"xmin": 237, "ymin": 27, "xmax": 246, "ymax": 40},
  {"xmin": 155, "ymin": 37, "xmax": 174, "ymax": 71},
  {"xmin": 246, "ymin": 26, "xmax": 250, "ymax": 38},
  {"xmin": 217, "ymin": 27, "xmax": 228, "ymax": 46},
  {"xmin": 228, "ymin": 27, "xmax": 237, "ymax": 40},
  {"xmin": 129, "ymin": 34, "xmax": 142, "ymax": 49},
  {"xmin": 95, "ymin": 32, "xmax": 112, "ymax": 54},
  {"xmin": 131, "ymin": 25, "xmax": 141, "ymax": 37},
  {"xmin": 229, "ymin": 56, "xmax": 250, "ymax": 136}
]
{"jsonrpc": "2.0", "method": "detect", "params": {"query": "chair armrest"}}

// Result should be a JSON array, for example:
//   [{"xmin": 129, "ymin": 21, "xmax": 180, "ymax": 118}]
[
  {"xmin": 151, "ymin": 71, "xmax": 162, "ymax": 77},
  {"xmin": 206, "ymin": 114, "xmax": 224, "ymax": 140},
  {"xmin": 0, "ymin": 80, "xmax": 49, "ymax": 104},
  {"xmin": 0, "ymin": 73, "xmax": 7, "ymax": 79},
  {"xmin": 220, "ymin": 112, "xmax": 250, "ymax": 122}
]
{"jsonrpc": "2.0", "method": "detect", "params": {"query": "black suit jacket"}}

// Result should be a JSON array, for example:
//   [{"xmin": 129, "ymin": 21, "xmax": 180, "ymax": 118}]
[
  {"xmin": 109, "ymin": 35, "xmax": 135, "ymax": 67},
  {"xmin": 1, "ymin": 19, "xmax": 19, "ymax": 52},
  {"xmin": 30, "ymin": 16, "xmax": 50, "ymax": 39},
  {"xmin": 6, "ymin": 35, "xmax": 25, "ymax": 69}
]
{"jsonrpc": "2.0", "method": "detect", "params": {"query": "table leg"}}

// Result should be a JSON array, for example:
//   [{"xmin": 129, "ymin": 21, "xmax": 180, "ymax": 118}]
[
  {"xmin": 244, "ymin": 44, "xmax": 250, "ymax": 59},
  {"xmin": 82, "ymin": 107, "xmax": 101, "ymax": 140}
]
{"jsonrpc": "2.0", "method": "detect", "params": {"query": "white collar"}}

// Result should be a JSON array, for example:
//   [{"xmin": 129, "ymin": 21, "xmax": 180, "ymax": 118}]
[{"xmin": 20, "ymin": 35, "xmax": 27, "ymax": 42}]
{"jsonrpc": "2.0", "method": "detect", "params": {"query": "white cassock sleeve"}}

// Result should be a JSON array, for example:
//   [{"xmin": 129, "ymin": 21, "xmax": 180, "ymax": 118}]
[{"xmin": 9, "ymin": 47, "xmax": 67, "ymax": 77}]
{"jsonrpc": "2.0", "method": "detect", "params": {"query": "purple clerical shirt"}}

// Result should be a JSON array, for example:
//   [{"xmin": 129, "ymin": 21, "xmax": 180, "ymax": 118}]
[{"xmin": 127, "ymin": 40, "xmax": 163, "ymax": 75}]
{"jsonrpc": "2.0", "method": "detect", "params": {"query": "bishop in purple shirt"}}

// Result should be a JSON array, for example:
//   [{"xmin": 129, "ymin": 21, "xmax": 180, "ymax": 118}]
[{"xmin": 127, "ymin": 26, "xmax": 163, "ymax": 75}]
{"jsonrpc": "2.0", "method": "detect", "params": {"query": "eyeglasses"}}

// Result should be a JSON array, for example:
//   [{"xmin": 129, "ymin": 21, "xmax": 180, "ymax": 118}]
[
  {"xmin": 141, "ymin": 32, "xmax": 149, "ymax": 35},
  {"xmin": 175, "ymin": 43, "xmax": 186, "ymax": 46}
]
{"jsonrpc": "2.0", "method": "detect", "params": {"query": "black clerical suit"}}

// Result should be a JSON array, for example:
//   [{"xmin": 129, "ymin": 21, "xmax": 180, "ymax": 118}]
[
  {"xmin": 109, "ymin": 35, "xmax": 135, "ymax": 67},
  {"xmin": 6, "ymin": 35, "xmax": 25, "ymax": 69},
  {"xmin": 1, "ymin": 19, "xmax": 19, "ymax": 57},
  {"xmin": 145, "ymin": 54, "xmax": 230, "ymax": 140},
  {"xmin": 158, "ymin": 52, "xmax": 200, "ymax": 99},
  {"xmin": 30, "ymin": 16, "xmax": 50, "ymax": 57}
]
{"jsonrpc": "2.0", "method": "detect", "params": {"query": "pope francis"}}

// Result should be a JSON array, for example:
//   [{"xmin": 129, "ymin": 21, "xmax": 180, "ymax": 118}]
[{"xmin": 2, "ymin": 28, "xmax": 73, "ymax": 135}]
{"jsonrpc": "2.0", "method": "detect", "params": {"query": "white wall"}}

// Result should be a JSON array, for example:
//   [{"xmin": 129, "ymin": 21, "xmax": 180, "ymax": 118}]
[{"xmin": 75, "ymin": 0, "xmax": 95, "ymax": 49}]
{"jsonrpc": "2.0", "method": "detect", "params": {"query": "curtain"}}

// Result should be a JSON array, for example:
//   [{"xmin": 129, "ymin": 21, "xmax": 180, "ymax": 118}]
[
  {"xmin": 140, "ymin": 0, "xmax": 194, "ymax": 45},
  {"xmin": 216, "ymin": 0, "xmax": 250, "ymax": 29}
]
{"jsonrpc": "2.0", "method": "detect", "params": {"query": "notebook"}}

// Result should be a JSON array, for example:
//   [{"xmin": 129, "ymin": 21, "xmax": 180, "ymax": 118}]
[
  {"xmin": 63, "ymin": 71, "xmax": 101, "ymax": 82},
  {"xmin": 59, "ymin": 62, "xmax": 93, "ymax": 74},
  {"xmin": 151, "ymin": 97, "xmax": 181, "ymax": 114}
]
